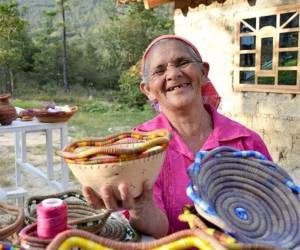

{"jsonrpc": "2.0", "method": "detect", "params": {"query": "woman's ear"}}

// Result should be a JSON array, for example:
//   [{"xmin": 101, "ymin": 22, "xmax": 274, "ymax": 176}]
[
  {"xmin": 201, "ymin": 62, "xmax": 210, "ymax": 77},
  {"xmin": 140, "ymin": 82, "xmax": 156, "ymax": 102}
]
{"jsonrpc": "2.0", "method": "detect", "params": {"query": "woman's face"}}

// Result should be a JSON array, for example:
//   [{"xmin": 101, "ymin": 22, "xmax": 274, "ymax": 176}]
[{"xmin": 140, "ymin": 40, "xmax": 207, "ymax": 112}]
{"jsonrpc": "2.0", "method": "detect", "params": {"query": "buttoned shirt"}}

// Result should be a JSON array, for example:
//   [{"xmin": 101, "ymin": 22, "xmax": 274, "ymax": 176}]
[{"xmin": 135, "ymin": 105, "xmax": 272, "ymax": 233}]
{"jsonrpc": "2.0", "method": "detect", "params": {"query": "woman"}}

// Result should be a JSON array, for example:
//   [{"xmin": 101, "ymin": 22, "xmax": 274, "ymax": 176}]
[{"xmin": 83, "ymin": 35, "xmax": 272, "ymax": 238}]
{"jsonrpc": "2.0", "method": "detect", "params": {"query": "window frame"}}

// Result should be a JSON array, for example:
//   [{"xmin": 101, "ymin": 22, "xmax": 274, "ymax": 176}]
[{"xmin": 234, "ymin": 4, "xmax": 300, "ymax": 94}]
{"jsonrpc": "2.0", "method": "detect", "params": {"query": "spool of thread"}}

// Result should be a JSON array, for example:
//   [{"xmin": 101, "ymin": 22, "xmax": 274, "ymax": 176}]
[{"xmin": 37, "ymin": 198, "xmax": 68, "ymax": 239}]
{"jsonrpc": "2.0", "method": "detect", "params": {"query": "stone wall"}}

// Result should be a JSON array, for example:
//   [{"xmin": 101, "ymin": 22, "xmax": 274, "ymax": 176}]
[{"xmin": 174, "ymin": 0, "xmax": 300, "ymax": 182}]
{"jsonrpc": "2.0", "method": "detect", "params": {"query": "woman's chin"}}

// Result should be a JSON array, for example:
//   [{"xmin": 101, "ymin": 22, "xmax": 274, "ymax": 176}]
[{"xmin": 165, "ymin": 99, "xmax": 195, "ymax": 111}]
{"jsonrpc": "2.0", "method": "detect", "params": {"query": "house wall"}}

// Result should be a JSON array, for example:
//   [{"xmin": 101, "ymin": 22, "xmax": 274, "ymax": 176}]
[{"xmin": 174, "ymin": 0, "xmax": 300, "ymax": 182}]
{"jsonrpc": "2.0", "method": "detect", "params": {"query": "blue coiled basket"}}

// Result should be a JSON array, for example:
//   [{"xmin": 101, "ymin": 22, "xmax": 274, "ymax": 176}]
[{"xmin": 187, "ymin": 146, "xmax": 300, "ymax": 249}]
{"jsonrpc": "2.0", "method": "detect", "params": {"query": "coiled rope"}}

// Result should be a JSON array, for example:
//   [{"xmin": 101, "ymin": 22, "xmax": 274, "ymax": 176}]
[{"xmin": 187, "ymin": 146, "xmax": 300, "ymax": 249}]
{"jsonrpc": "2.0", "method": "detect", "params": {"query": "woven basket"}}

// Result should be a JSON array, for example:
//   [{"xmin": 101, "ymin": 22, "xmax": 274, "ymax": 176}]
[
  {"xmin": 25, "ymin": 190, "xmax": 110, "ymax": 233},
  {"xmin": 34, "ymin": 106, "xmax": 77, "ymax": 123},
  {"xmin": 46, "ymin": 228, "xmax": 226, "ymax": 250},
  {"xmin": 187, "ymin": 146, "xmax": 300, "ymax": 249},
  {"xmin": 179, "ymin": 205, "xmax": 282, "ymax": 250},
  {"xmin": 0, "ymin": 203, "xmax": 24, "ymax": 241},
  {"xmin": 57, "ymin": 129, "xmax": 171, "ymax": 199},
  {"xmin": 98, "ymin": 212, "xmax": 139, "ymax": 242}
]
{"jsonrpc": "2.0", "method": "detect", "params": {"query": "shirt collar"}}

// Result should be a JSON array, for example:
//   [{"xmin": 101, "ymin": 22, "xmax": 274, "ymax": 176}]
[
  {"xmin": 136, "ymin": 105, "xmax": 252, "ymax": 160},
  {"xmin": 202, "ymin": 105, "xmax": 251, "ymax": 150}
]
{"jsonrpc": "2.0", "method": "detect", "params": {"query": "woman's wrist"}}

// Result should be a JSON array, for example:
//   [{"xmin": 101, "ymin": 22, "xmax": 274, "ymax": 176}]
[
  {"xmin": 128, "ymin": 198, "xmax": 156, "ymax": 219},
  {"xmin": 128, "ymin": 200, "xmax": 169, "ymax": 238}
]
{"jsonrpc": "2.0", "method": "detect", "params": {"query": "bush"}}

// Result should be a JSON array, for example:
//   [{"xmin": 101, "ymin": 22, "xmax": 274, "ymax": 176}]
[
  {"xmin": 81, "ymin": 101, "xmax": 109, "ymax": 113},
  {"xmin": 118, "ymin": 61, "xmax": 148, "ymax": 109}
]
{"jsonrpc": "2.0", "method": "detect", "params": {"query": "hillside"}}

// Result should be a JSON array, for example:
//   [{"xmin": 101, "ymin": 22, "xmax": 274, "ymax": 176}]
[{"xmin": 15, "ymin": 0, "xmax": 114, "ymax": 35}]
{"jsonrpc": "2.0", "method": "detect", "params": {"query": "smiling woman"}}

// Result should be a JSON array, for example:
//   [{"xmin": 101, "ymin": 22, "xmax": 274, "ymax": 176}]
[
  {"xmin": 83, "ymin": 35, "xmax": 272, "ymax": 239},
  {"xmin": 140, "ymin": 39, "xmax": 207, "ymax": 114}
]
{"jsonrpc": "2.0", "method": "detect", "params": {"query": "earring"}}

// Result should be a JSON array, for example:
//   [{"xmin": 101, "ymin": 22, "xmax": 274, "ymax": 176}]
[{"xmin": 150, "ymin": 100, "xmax": 160, "ymax": 112}]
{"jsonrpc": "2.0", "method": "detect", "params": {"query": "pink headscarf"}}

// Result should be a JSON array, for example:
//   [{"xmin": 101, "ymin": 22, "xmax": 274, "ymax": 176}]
[{"xmin": 141, "ymin": 34, "xmax": 221, "ymax": 109}]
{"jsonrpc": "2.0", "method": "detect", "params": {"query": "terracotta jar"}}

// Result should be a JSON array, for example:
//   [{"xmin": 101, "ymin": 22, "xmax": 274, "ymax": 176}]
[{"xmin": 0, "ymin": 93, "xmax": 17, "ymax": 125}]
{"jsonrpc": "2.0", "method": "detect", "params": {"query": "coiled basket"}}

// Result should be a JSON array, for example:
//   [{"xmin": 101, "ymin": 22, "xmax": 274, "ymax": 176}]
[
  {"xmin": 187, "ymin": 146, "xmax": 300, "ymax": 249},
  {"xmin": 57, "ymin": 129, "xmax": 171, "ymax": 199}
]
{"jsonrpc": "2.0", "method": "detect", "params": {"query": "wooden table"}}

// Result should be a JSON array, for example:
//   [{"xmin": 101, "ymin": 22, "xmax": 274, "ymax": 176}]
[{"xmin": 0, "ymin": 119, "xmax": 69, "ymax": 205}]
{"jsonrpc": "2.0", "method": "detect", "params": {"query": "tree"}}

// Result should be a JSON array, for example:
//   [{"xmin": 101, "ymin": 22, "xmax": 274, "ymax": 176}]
[
  {"xmin": 99, "ymin": 3, "xmax": 173, "ymax": 89},
  {"xmin": 32, "ymin": 0, "xmax": 71, "ymax": 92},
  {"xmin": 32, "ymin": 9, "xmax": 62, "ymax": 87},
  {"xmin": 57, "ymin": 0, "xmax": 70, "ymax": 92},
  {"xmin": 0, "ymin": 1, "xmax": 28, "ymax": 94}
]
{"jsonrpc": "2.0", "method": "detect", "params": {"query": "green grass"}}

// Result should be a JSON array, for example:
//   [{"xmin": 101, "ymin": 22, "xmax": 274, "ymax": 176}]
[
  {"xmin": 69, "ymin": 108, "xmax": 155, "ymax": 139},
  {"xmin": 1, "ymin": 96, "xmax": 156, "ymax": 189},
  {"xmin": 11, "ymin": 97, "xmax": 156, "ymax": 139}
]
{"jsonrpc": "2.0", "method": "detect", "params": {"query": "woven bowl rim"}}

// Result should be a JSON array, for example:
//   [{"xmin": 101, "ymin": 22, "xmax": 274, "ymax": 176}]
[
  {"xmin": 0, "ymin": 203, "xmax": 24, "ymax": 239},
  {"xmin": 34, "ymin": 106, "xmax": 78, "ymax": 117}
]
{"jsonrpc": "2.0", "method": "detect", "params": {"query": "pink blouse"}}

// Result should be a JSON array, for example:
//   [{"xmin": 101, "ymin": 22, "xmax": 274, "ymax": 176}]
[{"xmin": 135, "ymin": 105, "xmax": 272, "ymax": 233}]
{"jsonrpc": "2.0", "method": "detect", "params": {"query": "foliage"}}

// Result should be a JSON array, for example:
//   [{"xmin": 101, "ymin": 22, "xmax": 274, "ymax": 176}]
[
  {"xmin": 0, "ymin": 0, "xmax": 30, "ymax": 94},
  {"xmin": 118, "ymin": 60, "xmax": 148, "ymax": 108},
  {"xmin": 0, "ymin": 0, "xmax": 174, "ymax": 100},
  {"xmin": 81, "ymin": 101, "xmax": 109, "ymax": 113},
  {"xmin": 96, "ymin": 2, "xmax": 173, "ymax": 90}
]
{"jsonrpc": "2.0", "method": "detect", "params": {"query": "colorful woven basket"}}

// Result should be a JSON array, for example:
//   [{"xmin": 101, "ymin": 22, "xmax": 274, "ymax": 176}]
[
  {"xmin": 56, "ymin": 129, "xmax": 171, "ymax": 199},
  {"xmin": 187, "ymin": 146, "xmax": 300, "ymax": 249},
  {"xmin": 19, "ymin": 223, "xmax": 52, "ymax": 249},
  {"xmin": 0, "ymin": 203, "xmax": 24, "ymax": 241},
  {"xmin": 25, "ymin": 190, "xmax": 110, "ymax": 233},
  {"xmin": 46, "ymin": 228, "xmax": 226, "ymax": 250},
  {"xmin": 97, "ymin": 212, "xmax": 139, "ymax": 242},
  {"xmin": 179, "ymin": 205, "xmax": 281, "ymax": 250}
]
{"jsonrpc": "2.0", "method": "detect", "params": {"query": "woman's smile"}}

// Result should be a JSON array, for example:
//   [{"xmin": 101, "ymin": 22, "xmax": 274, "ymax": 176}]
[{"xmin": 166, "ymin": 83, "xmax": 191, "ymax": 92}]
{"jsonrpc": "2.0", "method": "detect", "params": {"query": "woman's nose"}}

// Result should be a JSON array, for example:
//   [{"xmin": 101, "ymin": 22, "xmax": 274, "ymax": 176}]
[{"xmin": 165, "ymin": 65, "xmax": 183, "ymax": 81}]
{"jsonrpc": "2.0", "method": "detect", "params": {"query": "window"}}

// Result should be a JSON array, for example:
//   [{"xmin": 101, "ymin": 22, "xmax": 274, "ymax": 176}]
[{"xmin": 234, "ymin": 5, "xmax": 300, "ymax": 93}]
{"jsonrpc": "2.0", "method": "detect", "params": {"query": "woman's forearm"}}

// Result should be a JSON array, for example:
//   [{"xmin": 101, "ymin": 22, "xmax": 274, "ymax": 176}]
[{"xmin": 129, "ymin": 202, "xmax": 169, "ymax": 239}]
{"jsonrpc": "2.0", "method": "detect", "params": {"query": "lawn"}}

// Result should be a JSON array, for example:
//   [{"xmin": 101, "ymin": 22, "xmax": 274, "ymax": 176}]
[
  {"xmin": 11, "ymin": 96, "xmax": 156, "ymax": 139},
  {"xmin": 0, "ymin": 95, "xmax": 156, "ymax": 190}
]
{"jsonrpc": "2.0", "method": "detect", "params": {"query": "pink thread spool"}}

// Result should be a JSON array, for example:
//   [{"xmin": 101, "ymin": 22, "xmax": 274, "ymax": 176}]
[{"xmin": 37, "ymin": 198, "xmax": 68, "ymax": 239}]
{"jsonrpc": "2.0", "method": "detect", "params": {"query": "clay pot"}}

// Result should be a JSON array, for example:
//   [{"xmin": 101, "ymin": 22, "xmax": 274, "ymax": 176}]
[{"xmin": 0, "ymin": 93, "xmax": 17, "ymax": 125}]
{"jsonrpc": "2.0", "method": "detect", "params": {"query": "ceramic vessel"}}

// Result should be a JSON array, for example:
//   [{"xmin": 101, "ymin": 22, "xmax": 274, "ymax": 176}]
[{"xmin": 0, "ymin": 93, "xmax": 17, "ymax": 125}]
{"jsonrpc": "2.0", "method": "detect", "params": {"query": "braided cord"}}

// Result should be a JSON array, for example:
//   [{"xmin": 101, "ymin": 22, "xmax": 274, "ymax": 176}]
[{"xmin": 56, "ymin": 129, "xmax": 171, "ymax": 164}]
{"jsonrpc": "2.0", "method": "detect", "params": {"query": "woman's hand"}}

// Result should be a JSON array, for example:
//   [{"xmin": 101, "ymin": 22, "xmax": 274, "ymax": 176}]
[
  {"xmin": 82, "ymin": 181, "xmax": 153, "ymax": 212},
  {"xmin": 83, "ymin": 182, "xmax": 169, "ymax": 238}
]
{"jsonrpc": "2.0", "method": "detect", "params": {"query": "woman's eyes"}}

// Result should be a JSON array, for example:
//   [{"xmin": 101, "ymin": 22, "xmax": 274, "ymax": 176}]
[
  {"xmin": 151, "ymin": 59, "xmax": 193, "ymax": 77},
  {"xmin": 152, "ymin": 69, "xmax": 165, "ymax": 76},
  {"xmin": 178, "ymin": 59, "xmax": 192, "ymax": 66}
]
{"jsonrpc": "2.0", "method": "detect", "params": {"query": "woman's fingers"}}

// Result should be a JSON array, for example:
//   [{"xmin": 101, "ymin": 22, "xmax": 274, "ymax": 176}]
[
  {"xmin": 142, "ymin": 180, "xmax": 153, "ymax": 199},
  {"xmin": 82, "ymin": 186, "xmax": 105, "ymax": 209},
  {"xmin": 83, "ymin": 182, "xmax": 153, "ymax": 211},
  {"xmin": 118, "ymin": 182, "xmax": 134, "ymax": 209},
  {"xmin": 99, "ymin": 184, "xmax": 119, "ymax": 211}
]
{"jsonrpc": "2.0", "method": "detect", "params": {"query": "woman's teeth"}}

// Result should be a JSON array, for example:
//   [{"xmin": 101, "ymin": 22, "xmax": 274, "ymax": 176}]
[{"xmin": 167, "ymin": 83, "xmax": 189, "ymax": 92}]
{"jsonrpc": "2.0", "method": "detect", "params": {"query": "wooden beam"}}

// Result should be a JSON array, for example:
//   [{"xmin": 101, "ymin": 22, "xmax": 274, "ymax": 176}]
[{"xmin": 144, "ymin": 0, "xmax": 174, "ymax": 9}]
